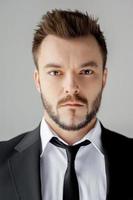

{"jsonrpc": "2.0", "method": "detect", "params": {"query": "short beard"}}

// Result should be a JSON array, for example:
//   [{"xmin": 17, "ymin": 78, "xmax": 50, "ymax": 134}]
[{"xmin": 40, "ymin": 89, "xmax": 103, "ymax": 131}]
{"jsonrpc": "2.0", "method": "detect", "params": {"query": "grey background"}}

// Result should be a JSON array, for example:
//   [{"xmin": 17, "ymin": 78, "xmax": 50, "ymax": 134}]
[{"xmin": 0, "ymin": 0, "xmax": 133, "ymax": 140}]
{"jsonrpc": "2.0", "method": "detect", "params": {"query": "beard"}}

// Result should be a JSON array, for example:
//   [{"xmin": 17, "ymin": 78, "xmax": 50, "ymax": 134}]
[{"xmin": 40, "ymin": 88, "xmax": 103, "ymax": 131}]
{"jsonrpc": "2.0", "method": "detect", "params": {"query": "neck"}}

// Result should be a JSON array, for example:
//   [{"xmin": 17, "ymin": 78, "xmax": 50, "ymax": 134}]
[{"xmin": 44, "ymin": 113, "xmax": 97, "ymax": 145}]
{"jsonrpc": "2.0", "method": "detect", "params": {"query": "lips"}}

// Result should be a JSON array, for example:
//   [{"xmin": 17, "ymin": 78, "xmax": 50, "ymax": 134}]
[
  {"xmin": 61, "ymin": 102, "xmax": 84, "ymax": 107},
  {"xmin": 64, "ymin": 104, "xmax": 83, "ymax": 107}
]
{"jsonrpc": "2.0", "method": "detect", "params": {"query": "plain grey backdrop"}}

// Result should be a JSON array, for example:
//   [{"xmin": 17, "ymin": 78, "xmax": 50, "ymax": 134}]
[{"xmin": 0, "ymin": 0, "xmax": 133, "ymax": 140}]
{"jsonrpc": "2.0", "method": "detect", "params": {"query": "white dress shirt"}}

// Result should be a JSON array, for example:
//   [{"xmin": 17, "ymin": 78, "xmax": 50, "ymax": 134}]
[{"xmin": 40, "ymin": 118, "xmax": 107, "ymax": 200}]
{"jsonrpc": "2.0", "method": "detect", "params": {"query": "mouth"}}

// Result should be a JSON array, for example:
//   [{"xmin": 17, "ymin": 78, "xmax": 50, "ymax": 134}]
[{"xmin": 61, "ymin": 104, "xmax": 84, "ymax": 107}]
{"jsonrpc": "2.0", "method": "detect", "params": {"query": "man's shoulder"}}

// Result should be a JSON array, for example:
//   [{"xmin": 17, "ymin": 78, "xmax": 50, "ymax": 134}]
[
  {"xmin": 104, "ymin": 125, "xmax": 133, "ymax": 140},
  {"xmin": 101, "ymin": 123, "xmax": 133, "ymax": 150},
  {"xmin": 0, "ymin": 130, "xmax": 30, "ymax": 145},
  {"xmin": 0, "ymin": 131, "xmax": 29, "ymax": 160},
  {"xmin": 0, "ymin": 124, "xmax": 40, "ymax": 160}
]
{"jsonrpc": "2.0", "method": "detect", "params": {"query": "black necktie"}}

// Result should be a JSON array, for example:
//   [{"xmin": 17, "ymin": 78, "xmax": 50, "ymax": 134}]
[{"xmin": 50, "ymin": 137, "xmax": 91, "ymax": 200}]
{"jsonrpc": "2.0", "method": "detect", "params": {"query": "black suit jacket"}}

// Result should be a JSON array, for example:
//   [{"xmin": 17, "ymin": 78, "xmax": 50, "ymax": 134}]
[{"xmin": 0, "ymin": 123, "xmax": 133, "ymax": 200}]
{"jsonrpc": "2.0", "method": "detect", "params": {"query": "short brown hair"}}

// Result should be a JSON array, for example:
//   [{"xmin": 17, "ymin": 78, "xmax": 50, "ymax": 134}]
[{"xmin": 32, "ymin": 9, "xmax": 107, "ymax": 69}]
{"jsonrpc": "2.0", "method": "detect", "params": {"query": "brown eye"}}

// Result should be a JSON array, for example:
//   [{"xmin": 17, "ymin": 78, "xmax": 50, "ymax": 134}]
[
  {"xmin": 48, "ymin": 71, "xmax": 61, "ymax": 76},
  {"xmin": 80, "ymin": 69, "xmax": 94, "ymax": 75}
]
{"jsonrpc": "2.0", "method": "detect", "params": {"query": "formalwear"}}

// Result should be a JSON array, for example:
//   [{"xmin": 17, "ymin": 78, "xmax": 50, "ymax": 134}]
[{"xmin": 0, "ymin": 121, "xmax": 133, "ymax": 200}]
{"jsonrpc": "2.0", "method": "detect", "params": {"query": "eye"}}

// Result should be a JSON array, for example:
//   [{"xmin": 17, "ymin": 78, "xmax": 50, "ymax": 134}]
[
  {"xmin": 48, "ymin": 70, "xmax": 62, "ymax": 76},
  {"xmin": 80, "ymin": 69, "xmax": 94, "ymax": 75}
]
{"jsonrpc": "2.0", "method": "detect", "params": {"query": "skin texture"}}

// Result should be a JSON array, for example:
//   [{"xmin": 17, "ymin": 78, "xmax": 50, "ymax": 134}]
[{"xmin": 34, "ymin": 35, "xmax": 108, "ymax": 144}]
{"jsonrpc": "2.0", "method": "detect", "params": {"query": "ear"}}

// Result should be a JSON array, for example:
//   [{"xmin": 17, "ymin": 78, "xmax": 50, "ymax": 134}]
[
  {"xmin": 33, "ymin": 68, "xmax": 41, "ymax": 93},
  {"xmin": 102, "ymin": 67, "xmax": 108, "ymax": 89}
]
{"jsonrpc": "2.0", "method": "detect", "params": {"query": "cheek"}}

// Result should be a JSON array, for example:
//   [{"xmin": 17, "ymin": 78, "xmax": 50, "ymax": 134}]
[
  {"xmin": 40, "ymin": 79, "xmax": 60, "ymax": 103},
  {"xmin": 81, "ymin": 76, "xmax": 103, "ymax": 94},
  {"xmin": 41, "ymin": 74, "xmax": 63, "ymax": 96},
  {"xmin": 81, "ymin": 82, "xmax": 103, "ymax": 106}
]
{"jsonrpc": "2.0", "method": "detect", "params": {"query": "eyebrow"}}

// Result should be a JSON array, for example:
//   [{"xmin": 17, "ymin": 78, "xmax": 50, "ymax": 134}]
[{"xmin": 44, "ymin": 61, "xmax": 98, "ymax": 69}]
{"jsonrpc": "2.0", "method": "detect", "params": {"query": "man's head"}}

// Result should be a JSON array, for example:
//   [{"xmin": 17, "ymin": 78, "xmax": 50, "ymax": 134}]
[
  {"xmin": 33, "ymin": 9, "xmax": 108, "ymax": 132},
  {"xmin": 32, "ymin": 9, "xmax": 107, "ymax": 70}
]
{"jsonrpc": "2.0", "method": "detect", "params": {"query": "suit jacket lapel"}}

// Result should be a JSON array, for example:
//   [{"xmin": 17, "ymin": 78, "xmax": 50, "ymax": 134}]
[{"xmin": 8, "ymin": 124, "xmax": 42, "ymax": 200}]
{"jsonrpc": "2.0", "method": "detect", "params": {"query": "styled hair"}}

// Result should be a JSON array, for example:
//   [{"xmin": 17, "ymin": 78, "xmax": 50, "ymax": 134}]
[{"xmin": 32, "ymin": 9, "xmax": 107, "ymax": 69}]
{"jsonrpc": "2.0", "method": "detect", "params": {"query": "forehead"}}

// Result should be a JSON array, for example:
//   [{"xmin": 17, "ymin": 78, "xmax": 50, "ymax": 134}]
[{"xmin": 38, "ymin": 35, "xmax": 103, "ymax": 67}]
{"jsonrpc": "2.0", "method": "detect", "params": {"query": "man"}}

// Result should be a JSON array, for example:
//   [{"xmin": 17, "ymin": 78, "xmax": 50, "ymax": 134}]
[{"xmin": 0, "ymin": 9, "xmax": 133, "ymax": 200}]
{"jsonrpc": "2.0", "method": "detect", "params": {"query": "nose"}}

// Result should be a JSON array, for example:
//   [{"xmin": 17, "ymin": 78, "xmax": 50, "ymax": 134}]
[{"xmin": 63, "ymin": 73, "xmax": 80, "ymax": 95}]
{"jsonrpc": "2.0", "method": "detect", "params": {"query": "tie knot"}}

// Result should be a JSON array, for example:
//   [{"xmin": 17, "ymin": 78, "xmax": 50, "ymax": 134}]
[{"xmin": 50, "ymin": 137, "xmax": 91, "ymax": 161}]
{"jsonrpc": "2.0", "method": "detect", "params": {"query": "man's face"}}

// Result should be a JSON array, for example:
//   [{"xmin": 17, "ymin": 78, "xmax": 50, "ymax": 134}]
[{"xmin": 34, "ymin": 35, "xmax": 107, "ymax": 131}]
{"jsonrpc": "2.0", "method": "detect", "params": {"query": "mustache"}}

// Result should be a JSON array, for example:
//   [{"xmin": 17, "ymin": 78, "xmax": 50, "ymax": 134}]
[{"xmin": 58, "ymin": 94, "xmax": 88, "ymax": 106}]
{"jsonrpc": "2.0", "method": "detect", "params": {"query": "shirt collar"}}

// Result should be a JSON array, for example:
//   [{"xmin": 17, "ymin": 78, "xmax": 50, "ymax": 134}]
[{"xmin": 40, "ymin": 117, "xmax": 103, "ymax": 157}]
